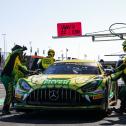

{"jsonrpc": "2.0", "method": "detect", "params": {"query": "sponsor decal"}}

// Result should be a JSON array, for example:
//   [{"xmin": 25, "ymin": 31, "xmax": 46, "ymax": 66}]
[
  {"xmin": 43, "ymin": 79, "xmax": 70, "ymax": 85},
  {"xmin": 93, "ymin": 94, "xmax": 103, "ymax": 100},
  {"xmin": 15, "ymin": 93, "xmax": 22, "ymax": 99}
]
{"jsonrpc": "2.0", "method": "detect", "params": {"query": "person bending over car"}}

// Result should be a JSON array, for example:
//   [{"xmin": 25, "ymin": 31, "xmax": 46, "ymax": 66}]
[
  {"xmin": 38, "ymin": 49, "xmax": 55, "ymax": 71},
  {"xmin": 1, "ymin": 45, "xmax": 32, "ymax": 115},
  {"xmin": 110, "ymin": 40, "xmax": 126, "ymax": 114}
]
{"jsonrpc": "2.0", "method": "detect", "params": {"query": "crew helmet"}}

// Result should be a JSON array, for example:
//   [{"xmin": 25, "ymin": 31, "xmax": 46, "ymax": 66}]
[
  {"xmin": 122, "ymin": 40, "xmax": 126, "ymax": 52},
  {"xmin": 48, "ymin": 49, "xmax": 55, "ymax": 57},
  {"xmin": 99, "ymin": 59, "xmax": 104, "ymax": 63},
  {"xmin": 11, "ymin": 45, "xmax": 23, "ymax": 52},
  {"xmin": 11, "ymin": 45, "xmax": 27, "ymax": 52},
  {"xmin": 122, "ymin": 40, "xmax": 126, "ymax": 46}
]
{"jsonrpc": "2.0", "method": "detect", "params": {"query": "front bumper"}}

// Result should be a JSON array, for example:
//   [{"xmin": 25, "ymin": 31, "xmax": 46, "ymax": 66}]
[
  {"xmin": 14, "ymin": 88, "xmax": 106, "ymax": 111},
  {"xmin": 14, "ymin": 103, "xmax": 106, "ymax": 111}
]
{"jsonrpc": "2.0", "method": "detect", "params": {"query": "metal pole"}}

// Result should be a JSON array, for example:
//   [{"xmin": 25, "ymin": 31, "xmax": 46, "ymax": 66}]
[
  {"xmin": 2, "ymin": 34, "xmax": 6, "ymax": 60},
  {"xmin": 66, "ymin": 48, "xmax": 68, "ymax": 60},
  {"xmin": 37, "ymin": 48, "xmax": 39, "ymax": 55},
  {"xmin": 29, "ymin": 41, "xmax": 32, "ymax": 55},
  {"xmin": 0, "ymin": 48, "xmax": 1, "ymax": 66}
]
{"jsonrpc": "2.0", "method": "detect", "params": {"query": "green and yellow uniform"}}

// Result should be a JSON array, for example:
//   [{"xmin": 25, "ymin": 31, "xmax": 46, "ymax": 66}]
[
  {"xmin": 38, "ymin": 49, "xmax": 55, "ymax": 71},
  {"xmin": 1, "ymin": 45, "xmax": 28, "ymax": 114},
  {"xmin": 110, "ymin": 40, "xmax": 126, "ymax": 112}
]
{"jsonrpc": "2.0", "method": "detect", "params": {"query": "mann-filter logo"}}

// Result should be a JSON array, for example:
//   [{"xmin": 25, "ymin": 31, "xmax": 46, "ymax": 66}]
[{"xmin": 43, "ymin": 79, "xmax": 70, "ymax": 85}]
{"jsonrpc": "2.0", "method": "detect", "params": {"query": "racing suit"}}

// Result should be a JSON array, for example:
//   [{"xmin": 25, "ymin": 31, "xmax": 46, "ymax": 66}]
[
  {"xmin": 116, "ymin": 59, "xmax": 126, "ymax": 111},
  {"xmin": 38, "ymin": 57, "xmax": 55, "ymax": 72},
  {"xmin": 110, "ymin": 58, "xmax": 126, "ymax": 112},
  {"xmin": 1, "ymin": 48, "xmax": 29, "ymax": 114}
]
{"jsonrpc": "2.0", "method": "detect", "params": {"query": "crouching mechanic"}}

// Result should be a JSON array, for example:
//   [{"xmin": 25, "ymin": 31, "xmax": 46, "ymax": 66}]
[
  {"xmin": 1, "ymin": 45, "xmax": 32, "ymax": 115},
  {"xmin": 38, "ymin": 49, "xmax": 55, "ymax": 71}
]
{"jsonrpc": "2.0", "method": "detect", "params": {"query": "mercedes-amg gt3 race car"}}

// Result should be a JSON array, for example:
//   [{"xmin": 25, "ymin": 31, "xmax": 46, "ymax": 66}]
[{"xmin": 13, "ymin": 59, "xmax": 118, "ymax": 113}]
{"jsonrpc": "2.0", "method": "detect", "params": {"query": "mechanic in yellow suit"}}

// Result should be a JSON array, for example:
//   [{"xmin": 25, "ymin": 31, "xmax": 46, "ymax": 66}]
[
  {"xmin": 38, "ymin": 49, "xmax": 55, "ymax": 71},
  {"xmin": 1, "ymin": 45, "xmax": 30, "ymax": 115},
  {"xmin": 110, "ymin": 40, "xmax": 126, "ymax": 114}
]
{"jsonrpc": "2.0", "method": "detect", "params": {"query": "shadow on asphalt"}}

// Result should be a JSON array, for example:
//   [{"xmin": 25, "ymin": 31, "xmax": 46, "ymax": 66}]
[
  {"xmin": 0, "ymin": 110, "xmax": 106, "ymax": 124},
  {"xmin": 99, "ymin": 113, "xmax": 126, "ymax": 125}
]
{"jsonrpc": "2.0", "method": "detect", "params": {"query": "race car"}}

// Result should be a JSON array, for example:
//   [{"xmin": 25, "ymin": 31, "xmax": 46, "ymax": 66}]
[{"xmin": 13, "ymin": 59, "xmax": 118, "ymax": 113}]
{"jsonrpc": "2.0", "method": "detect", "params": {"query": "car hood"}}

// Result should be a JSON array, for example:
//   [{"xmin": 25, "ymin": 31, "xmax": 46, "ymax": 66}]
[{"xmin": 25, "ymin": 74, "xmax": 101, "ymax": 89}]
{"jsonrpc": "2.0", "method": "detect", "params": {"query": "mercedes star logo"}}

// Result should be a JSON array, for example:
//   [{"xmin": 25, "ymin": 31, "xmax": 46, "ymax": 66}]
[{"xmin": 49, "ymin": 89, "xmax": 59, "ymax": 101}]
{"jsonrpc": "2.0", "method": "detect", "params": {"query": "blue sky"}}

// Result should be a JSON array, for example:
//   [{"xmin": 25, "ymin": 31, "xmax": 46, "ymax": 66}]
[{"xmin": 0, "ymin": 0, "xmax": 126, "ymax": 61}]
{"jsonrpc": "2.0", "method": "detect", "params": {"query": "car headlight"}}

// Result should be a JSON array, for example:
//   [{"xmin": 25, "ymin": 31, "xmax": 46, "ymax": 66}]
[
  {"xmin": 19, "ymin": 80, "xmax": 31, "ymax": 91},
  {"xmin": 81, "ymin": 80, "xmax": 101, "ymax": 92}
]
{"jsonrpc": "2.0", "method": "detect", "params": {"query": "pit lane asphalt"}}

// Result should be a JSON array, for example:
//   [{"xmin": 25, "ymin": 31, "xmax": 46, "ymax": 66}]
[{"xmin": 0, "ymin": 83, "xmax": 126, "ymax": 126}]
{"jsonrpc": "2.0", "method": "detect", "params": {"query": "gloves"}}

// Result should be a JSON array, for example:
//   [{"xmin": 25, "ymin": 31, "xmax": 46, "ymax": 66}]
[
  {"xmin": 29, "ymin": 70, "xmax": 38, "ymax": 75},
  {"xmin": 22, "ymin": 46, "xmax": 27, "ymax": 51}
]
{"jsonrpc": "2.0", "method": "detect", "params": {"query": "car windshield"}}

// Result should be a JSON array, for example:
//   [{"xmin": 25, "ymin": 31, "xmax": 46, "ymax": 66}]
[{"xmin": 43, "ymin": 62, "xmax": 101, "ymax": 75}]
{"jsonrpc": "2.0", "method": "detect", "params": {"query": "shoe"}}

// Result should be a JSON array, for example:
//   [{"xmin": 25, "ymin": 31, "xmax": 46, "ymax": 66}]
[
  {"xmin": 2, "ymin": 110, "xmax": 11, "ymax": 115},
  {"xmin": 114, "ymin": 109, "xmax": 124, "ymax": 115},
  {"xmin": 106, "ymin": 109, "xmax": 112, "ymax": 116}
]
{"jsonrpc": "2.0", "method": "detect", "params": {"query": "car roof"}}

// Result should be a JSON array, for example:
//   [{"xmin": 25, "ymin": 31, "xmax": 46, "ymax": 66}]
[
  {"xmin": 55, "ymin": 59, "xmax": 97, "ymax": 63},
  {"xmin": 31, "ymin": 55, "xmax": 44, "ymax": 59}
]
